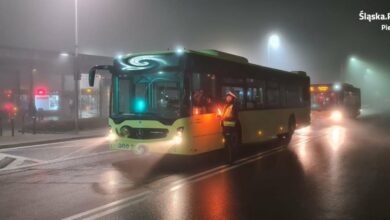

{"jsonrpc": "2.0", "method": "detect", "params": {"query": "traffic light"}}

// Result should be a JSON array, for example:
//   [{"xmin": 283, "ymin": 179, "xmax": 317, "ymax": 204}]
[
  {"xmin": 35, "ymin": 88, "xmax": 47, "ymax": 96},
  {"xmin": 3, "ymin": 103, "xmax": 13, "ymax": 112},
  {"xmin": 3, "ymin": 103, "xmax": 18, "ymax": 118},
  {"xmin": 3, "ymin": 89, "xmax": 12, "ymax": 99}
]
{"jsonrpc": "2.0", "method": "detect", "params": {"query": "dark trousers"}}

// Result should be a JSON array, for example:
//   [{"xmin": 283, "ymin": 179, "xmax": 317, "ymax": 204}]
[{"xmin": 222, "ymin": 126, "xmax": 239, "ymax": 147}]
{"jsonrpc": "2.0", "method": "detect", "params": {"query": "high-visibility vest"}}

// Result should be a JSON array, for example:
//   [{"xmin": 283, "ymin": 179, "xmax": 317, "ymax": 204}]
[
  {"xmin": 222, "ymin": 104, "xmax": 237, "ymax": 127},
  {"xmin": 222, "ymin": 104, "xmax": 233, "ymax": 119}
]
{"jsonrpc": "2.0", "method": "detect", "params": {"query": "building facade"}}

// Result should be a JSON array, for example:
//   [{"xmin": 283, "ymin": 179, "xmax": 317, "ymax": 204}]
[{"xmin": 0, "ymin": 46, "xmax": 112, "ymax": 123}]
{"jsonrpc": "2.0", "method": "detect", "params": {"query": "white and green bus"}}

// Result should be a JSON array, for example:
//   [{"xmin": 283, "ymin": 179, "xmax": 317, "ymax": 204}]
[{"xmin": 89, "ymin": 49, "xmax": 310, "ymax": 160}]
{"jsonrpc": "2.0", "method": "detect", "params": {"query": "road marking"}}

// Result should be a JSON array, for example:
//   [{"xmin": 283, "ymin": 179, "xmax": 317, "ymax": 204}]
[
  {"xmin": 168, "ymin": 147, "xmax": 285, "ymax": 192},
  {"xmin": 6, "ymin": 158, "xmax": 25, "ymax": 168},
  {"xmin": 0, "ymin": 150, "xmax": 115, "ymax": 173},
  {"xmin": 0, "ymin": 153, "xmax": 43, "ymax": 170},
  {"xmin": 0, "ymin": 153, "xmax": 43, "ymax": 163},
  {"xmin": 62, "ymin": 191, "xmax": 150, "ymax": 220},
  {"xmin": 0, "ymin": 137, "xmax": 107, "ymax": 152},
  {"xmin": 64, "ymin": 130, "xmax": 322, "ymax": 220},
  {"xmin": 63, "ymin": 146, "xmax": 285, "ymax": 220},
  {"xmin": 56, "ymin": 143, "xmax": 105, "ymax": 160}
]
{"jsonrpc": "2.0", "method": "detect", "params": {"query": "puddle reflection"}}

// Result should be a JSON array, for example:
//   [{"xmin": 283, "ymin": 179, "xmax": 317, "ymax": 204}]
[
  {"xmin": 295, "ymin": 126, "xmax": 313, "ymax": 173},
  {"xmin": 328, "ymin": 125, "xmax": 346, "ymax": 152}
]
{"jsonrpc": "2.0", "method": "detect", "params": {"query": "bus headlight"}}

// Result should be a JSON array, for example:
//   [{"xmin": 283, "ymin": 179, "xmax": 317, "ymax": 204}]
[
  {"xmin": 173, "ymin": 135, "xmax": 182, "ymax": 145},
  {"xmin": 107, "ymin": 129, "xmax": 117, "ymax": 141},
  {"xmin": 330, "ymin": 111, "xmax": 342, "ymax": 122},
  {"xmin": 119, "ymin": 126, "xmax": 131, "ymax": 137},
  {"xmin": 173, "ymin": 127, "xmax": 184, "ymax": 145}
]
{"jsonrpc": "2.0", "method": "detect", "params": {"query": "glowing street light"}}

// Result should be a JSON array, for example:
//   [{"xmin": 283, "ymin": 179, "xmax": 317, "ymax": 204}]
[
  {"xmin": 60, "ymin": 52, "xmax": 69, "ymax": 57},
  {"xmin": 175, "ymin": 46, "xmax": 184, "ymax": 55},
  {"xmin": 269, "ymin": 34, "xmax": 280, "ymax": 49},
  {"xmin": 333, "ymin": 83, "xmax": 342, "ymax": 91},
  {"xmin": 267, "ymin": 34, "xmax": 280, "ymax": 66}
]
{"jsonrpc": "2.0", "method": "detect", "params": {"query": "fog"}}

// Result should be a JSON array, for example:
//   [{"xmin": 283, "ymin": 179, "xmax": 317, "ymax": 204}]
[{"xmin": 0, "ymin": 0, "xmax": 390, "ymax": 108}]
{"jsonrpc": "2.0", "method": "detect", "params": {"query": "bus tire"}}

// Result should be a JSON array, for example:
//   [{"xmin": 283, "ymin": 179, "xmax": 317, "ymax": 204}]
[{"xmin": 279, "ymin": 116, "xmax": 296, "ymax": 147}]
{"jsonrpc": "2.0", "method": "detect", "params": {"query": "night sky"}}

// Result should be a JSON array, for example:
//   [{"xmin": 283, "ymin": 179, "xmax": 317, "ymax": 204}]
[{"xmin": 0, "ymin": 0, "xmax": 389, "ymax": 82}]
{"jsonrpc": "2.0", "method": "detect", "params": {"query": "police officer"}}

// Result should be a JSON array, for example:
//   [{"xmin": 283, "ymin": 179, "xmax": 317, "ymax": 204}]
[{"xmin": 221, "ymin": 91, "xmax": 240, "ymax": 164}]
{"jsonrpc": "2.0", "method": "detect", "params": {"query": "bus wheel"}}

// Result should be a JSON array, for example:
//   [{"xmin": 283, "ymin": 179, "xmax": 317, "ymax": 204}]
[{"xmin": 279, "ymin": 117, "xmax": 296, "ymax": 147}]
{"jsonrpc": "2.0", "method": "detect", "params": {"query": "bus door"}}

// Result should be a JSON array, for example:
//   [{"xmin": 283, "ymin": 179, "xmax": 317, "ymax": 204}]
[{"xmin": 190, "ymin": 73, "xmax": 223, "ymax": 153}]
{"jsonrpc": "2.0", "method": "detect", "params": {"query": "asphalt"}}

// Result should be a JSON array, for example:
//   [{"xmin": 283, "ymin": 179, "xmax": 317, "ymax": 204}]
[{"xmin": 1, "ymin": 112, "xmax": 390, "ymax": 220}]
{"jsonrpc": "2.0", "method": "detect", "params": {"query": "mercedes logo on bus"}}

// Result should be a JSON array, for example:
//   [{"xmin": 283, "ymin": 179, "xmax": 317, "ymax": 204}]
[{"xmin": 135, "ymin": 129, "xmax": 144, "ymax": 138}]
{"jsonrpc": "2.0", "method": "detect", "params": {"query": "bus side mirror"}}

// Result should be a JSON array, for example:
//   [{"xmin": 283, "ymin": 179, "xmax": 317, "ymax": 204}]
[{"xmin": 88, "ymin": 65, "xmax": 114, "ymax": 87}]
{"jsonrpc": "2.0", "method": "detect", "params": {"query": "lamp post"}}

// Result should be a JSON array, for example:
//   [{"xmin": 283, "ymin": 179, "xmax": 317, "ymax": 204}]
[
  {"xmin": 73, "ymin": 0, "xmax": 80, "ymax": 133},
  {"xmin": 267, "ymin": 34, "xmax": 280, "ymax": 66}
]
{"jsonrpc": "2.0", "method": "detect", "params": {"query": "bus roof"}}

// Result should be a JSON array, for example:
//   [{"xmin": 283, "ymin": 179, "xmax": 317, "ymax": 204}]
[
  {"xmin": 117, "ymin": 49, "xmax": 307, "ymax": 77},
  {"xmin": 311, "ymin": 83, "xmax": 359, "ymax": 89}
]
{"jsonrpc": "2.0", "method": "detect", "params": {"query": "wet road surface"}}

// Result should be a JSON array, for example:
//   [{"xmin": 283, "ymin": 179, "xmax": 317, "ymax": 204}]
[{"xmin": 1, "ymin": 112, "xmax": 390, "ymax": 219}]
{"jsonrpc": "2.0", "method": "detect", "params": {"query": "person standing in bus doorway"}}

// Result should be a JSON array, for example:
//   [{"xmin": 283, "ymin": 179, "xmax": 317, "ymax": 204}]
[{"xmin": 221, "ymin": 91, "xmax": 240, "ymax": 164}]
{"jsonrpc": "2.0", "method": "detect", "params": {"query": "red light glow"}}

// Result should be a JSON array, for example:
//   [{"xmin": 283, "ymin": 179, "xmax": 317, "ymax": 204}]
[
  {"xmin": 35, "ymin": 88, "xmax": 47, "ymax": 96},
  {"xmin": 217, "ymin": 108, "xmax": 222, "ymax": 116},
  {"xmin": 3, "ymin": 103, "xmax": 14, "ymax": 111}
]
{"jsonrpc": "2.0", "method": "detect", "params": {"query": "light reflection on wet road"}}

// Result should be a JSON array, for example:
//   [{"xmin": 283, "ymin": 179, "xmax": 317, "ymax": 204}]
[{"xmin": 1, "ymin": 113, "xmax": 390, "ymax": 220}]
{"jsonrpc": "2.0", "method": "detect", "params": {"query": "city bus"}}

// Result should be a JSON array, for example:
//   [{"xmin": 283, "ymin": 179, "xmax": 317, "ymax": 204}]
[
  {"xmin": 310, "ymin": 83, "xmax": 361, "ymax": 122},
  {"xmin": 89, "ymin": 49, "xmax": 310, "ymax": 161}
]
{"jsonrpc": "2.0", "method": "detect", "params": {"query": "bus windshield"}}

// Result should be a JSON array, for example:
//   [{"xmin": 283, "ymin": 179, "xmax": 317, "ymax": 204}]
[
  {"xmin": 112, "ymin": 70, "xmax": 183, "ymax": 120},
  {"xmin": 311, "ymin": 92, "xmax": 338, "ymax": 110}
]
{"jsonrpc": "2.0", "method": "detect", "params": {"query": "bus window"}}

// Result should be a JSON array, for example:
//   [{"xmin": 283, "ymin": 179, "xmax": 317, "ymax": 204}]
[
  {"xmin": 344, "ymin": 91, "xmax": 359, "ymax": 107},
  {"xmin": 286, "ymin": 83, "xmax": 303, "ymax": 107},
  {"xmin": 118, "ymin": 78, "xmax": 132, "ymax": 114},
  {"xmin": 246, "ymin": 79, "xmax": 265, "ymax": 109},
  {"xmin": 112, "ymin": 69, "xmax": 183, "ymax": 119},
  {"xmin": 154, "ymin": 81, "xmax": 180, "ymax": 116},
  {"xmin": 192, "ymin": 72, "xmax": 216, "ymax": 114},
  {"xmin": 266, "ymin": 81, "xmax": 280, "ymax": 107},
  {"xmin": 246, "ymin": 88, "xmax": 255, "ymax": 109},
  {"xmin": 280, "ymin": 83, "xmax": 286, "ymax": 107},
  {"xmin": 223, "ymin": 77, "xmax": 245, "ymax": 84}
]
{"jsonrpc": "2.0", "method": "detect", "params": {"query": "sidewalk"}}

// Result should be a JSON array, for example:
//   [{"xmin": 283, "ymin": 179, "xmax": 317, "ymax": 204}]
[{"xmin": 0, "ymin": 127, "xmax": 108, "ymax": 149}]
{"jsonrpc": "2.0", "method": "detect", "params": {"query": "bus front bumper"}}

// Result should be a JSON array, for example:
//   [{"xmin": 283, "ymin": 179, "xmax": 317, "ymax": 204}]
[{"xmin": 109, "ymin": 138, "xmax": 184, "ymax": 155}]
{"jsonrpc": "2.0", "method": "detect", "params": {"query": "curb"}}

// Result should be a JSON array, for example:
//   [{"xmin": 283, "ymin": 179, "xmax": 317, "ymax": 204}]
[{"xmin": 0, "ymin": 134, "xmax": 105, "ymax": 149}]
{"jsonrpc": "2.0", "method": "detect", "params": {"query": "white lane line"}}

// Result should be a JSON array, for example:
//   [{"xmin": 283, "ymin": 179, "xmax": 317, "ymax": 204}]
[
  {"xmin": 64, "ymin": 132, "xmax": 320, "ymax": 220},
  {"xmin": 0, "ymin": 137, "xmax": 107, "ymax": 152},
  {"xmin": 62, "ymin": 191, "xmax": 150, "ymax": 220},
  {"xmin": 82, "ymin": 196, "xmax": 148, "ymax": 220},
  {"xmin": 63, "ymin": 146, "xmax": 285, "ymax": 220},
  {"xmin": 6, "ymin": 158, "xmax": 25, "ymax": 168},
  {"xmin": 56, "ymin": 144, "xmax": 102, "ymax": 160},
  {"xmin": 0, "ymin": 150, "xmax": 115, "ymax": 173},
  {"xmin": 0, "ymin": 153, "xmax": 43, "ymax": 163},
  {"xmin": 169, "ymin": 147, "xmax": 285, "ymax": 192}
]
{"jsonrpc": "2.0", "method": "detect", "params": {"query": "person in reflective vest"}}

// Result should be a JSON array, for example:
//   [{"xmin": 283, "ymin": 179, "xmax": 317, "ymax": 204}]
[
  {"xmin": 221, "ymin": 91, "xmax": 240, "ymax": 163},
  {"xmin": 222, "ymin": 91, "xmax": 239, "ymax": 127}
]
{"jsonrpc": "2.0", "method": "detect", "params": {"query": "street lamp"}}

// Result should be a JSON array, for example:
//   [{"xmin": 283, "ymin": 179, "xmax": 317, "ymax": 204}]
[
  {"xmin": 267, "ymin": 34, "xmax": 280, "ymax": 66},
  {"xmin": 73, "ymin": 0, "xmax": 80, "ymax": 133},
  {"xmin": 269, "ymin": 34, "xmax": 280, "ymax": 49},
  {"xmin": 60, "ymin": 52, "xmax": 70, "ymax": 57},
  {"xmin": 175, "ymin": 46, "xmax": 184, "ymax": 55}
]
